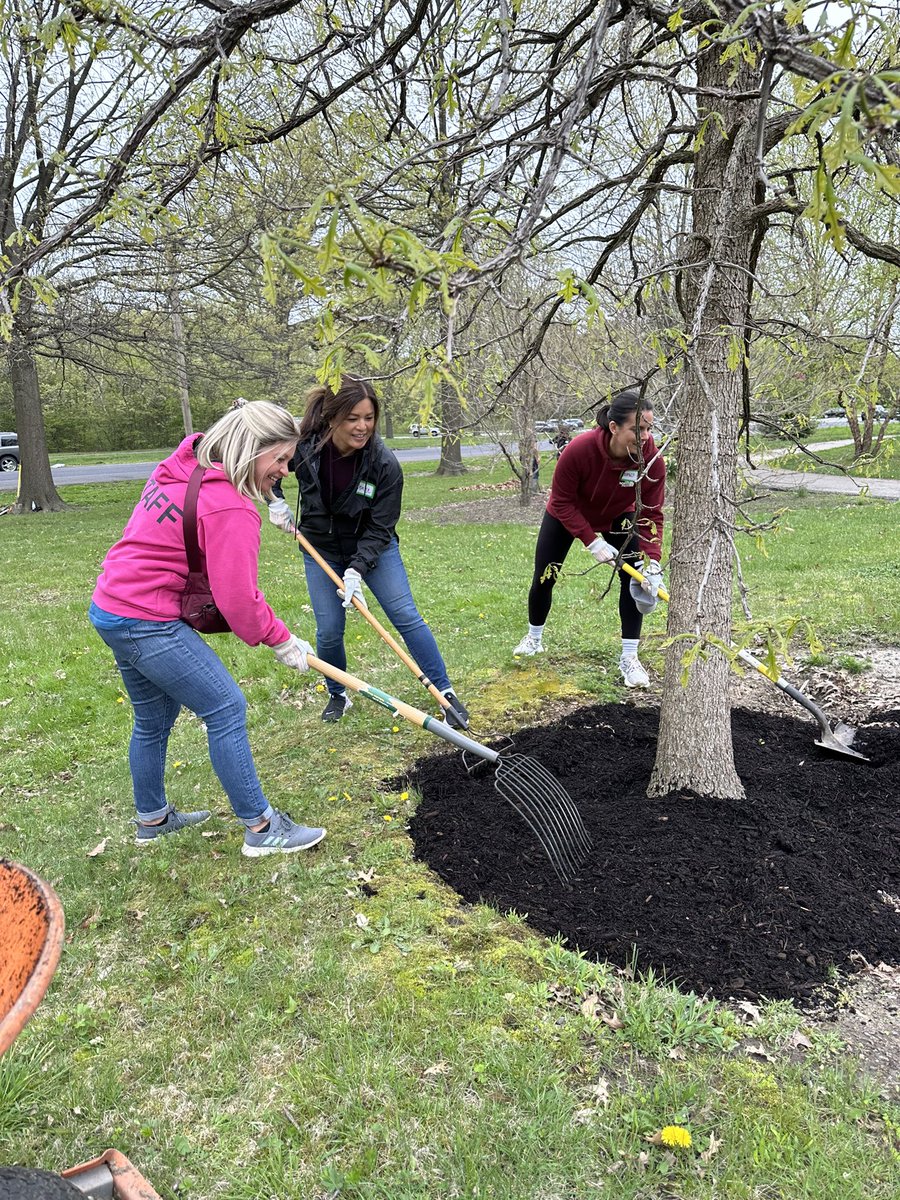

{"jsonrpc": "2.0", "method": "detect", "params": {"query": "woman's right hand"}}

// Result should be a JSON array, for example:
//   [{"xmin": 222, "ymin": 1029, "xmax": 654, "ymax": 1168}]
[
  {"xmin": 587, "ymin": 536, "xmax": 616, "ymax": 564},
  {"xmin": 273, "ymin": 635, "xmax": 313, "ymax": 671}
]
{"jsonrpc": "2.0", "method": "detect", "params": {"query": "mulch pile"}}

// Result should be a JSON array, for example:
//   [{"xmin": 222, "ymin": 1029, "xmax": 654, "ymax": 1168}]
[{"xmin": 405, "ymin": 704, "xmax": 900, "ymax": 1002}]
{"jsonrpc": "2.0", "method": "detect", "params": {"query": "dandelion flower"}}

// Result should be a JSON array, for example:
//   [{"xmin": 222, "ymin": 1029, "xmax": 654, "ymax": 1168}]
[
  {"xmin": 116, "ymin": 696, "xmax": 124, "ymax": 704},
  {"xmin": 660, "ymin": 1125, "xmax": 692, "ymax": 1149},
  {"xmin": 392, "ymin": 725, "xmax": 400, "ymax": 733},
  {"xmin": 400, "ymin": 792, "xmax": 409, "ymax": 801},
  {"xmin": 383, "ymin": 815, "xmax": 393, "ymax": 822},
  {"xmin": 316, "ymin": 683, "xmax": 325, "ymax": 693}
]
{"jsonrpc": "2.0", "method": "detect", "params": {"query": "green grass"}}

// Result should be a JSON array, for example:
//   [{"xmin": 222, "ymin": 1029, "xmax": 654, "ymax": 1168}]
[
  {"xmin": 0, "ymin": 466, "xmax": 898, "ymax": 1198},
  {"xmin": 773, "ymin": 439, "xmax": 900, "ymax": 481}
]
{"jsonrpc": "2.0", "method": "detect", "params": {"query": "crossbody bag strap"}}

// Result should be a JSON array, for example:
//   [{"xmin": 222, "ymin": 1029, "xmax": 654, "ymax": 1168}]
[{"xmin": 183, "ymin": 465, "xmax": 205, "ymax": 573}]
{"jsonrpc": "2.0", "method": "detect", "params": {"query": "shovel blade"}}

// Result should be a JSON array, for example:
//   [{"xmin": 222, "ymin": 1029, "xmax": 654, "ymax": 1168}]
[{"xmin": 814, "ymin": 727, "xmax": 870, "ymax": 762}]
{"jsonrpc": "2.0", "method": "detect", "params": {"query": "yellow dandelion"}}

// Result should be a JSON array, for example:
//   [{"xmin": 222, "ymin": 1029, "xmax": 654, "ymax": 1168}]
[
  {"xmin": 342, "ymin": 792, "xmax": 352, "ymax": 802},
  {"xmin": 478, "ymin": 613, "xmax": 485, "ymax": 619},
  {"xmin": 327, "ymin": 795, "xmax": 337, "ymax": 802},
  {"xmin": 660, "ymin": 1125, "xmax": 692, "ymax": 1149},
  {"xmin": 173, "ymin": 761, "xmax": 183, "ymax": 769},
  {"xmin": 383, "ymin": 815, "xmax": 393, "ymax": 822},
  {"xmin": 392, "ymin": 725, "xmax": 400, "ymax": 733},
  {"xmin": 400, "ymin": 792, "xmax": 409, "ymax": 801},
  {"xmin": 116, "ymin": 696, "xmax": 124, "ymax": 704},
  {"xmin": 316, "ymin": 683, "xmax": 325, "ymax": 693}
]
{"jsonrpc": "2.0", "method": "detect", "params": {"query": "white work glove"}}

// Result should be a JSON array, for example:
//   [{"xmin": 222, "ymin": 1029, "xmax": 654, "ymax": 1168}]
[
  {"xmin": 268, "ymin": 497, "xmax": 296, "ymax": 535},
  {"xmin": 587, "ymin": 536, "xmax": 616, "ymax": 564},
  {"xmin": 272, "ymin": 635, "xmax": 313, "ymax": 671},
  {"xmin": 629, "ymin": 561, "xmax": 663, "ymax": 615},
  {"xmin": 338, "ymin": 567, "xmax": 367, "ymax": 610}
]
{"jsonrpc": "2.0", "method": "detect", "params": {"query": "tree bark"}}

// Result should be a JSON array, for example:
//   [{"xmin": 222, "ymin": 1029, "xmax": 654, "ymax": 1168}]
[
  {"xmin": 168, "ymin": 286, "xmax": 194, "ymax": 437},
  {"xmin": 648, "ymin": 50, "xmax": 761, "ymax": 799},
  {"xmin": 436, "ymin": 375, "xmax": 465, "ymax": 475},
  {"xmin": 8, "ymin": 295, "xmax": 65, "ymax": 514}
]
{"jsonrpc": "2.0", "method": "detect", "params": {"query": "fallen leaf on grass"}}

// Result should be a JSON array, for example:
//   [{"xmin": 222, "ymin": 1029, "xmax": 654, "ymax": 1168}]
[
  {"xmin": 580, "ymin": 993, "xmax": 625, "ymax": 1028},
  {"xmin": 787, "ymin": 1030, "xmax": 812, "ymax": 1051},
  {"xmin": 736, "ymin": 1000, "xmax": 761, "ymax": 1024},
  {"xmin": 590, "ymin": 1076, "xmax": 611, "ymax": 1105},
  {"xmin": 700, "ymin": 1132, "xmax": 723, "ymax": 1161},
  {"xmin": 355, "ymin": 912, "xmax": 370, "ymax": 929},
  {"xmin": 86, "ymin": 838, "xmax": 108, "ymax": 857},
  {"xmin": 742, "ymin": 1040, "xmax": 775, "ymax": 1062},
  {"xmin": 423, "ymin": 1062, "xmax": 449, "ymax": 1076}
]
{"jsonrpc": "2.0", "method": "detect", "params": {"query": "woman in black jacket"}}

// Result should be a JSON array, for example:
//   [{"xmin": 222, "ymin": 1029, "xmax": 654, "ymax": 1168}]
[{"xmin": 271, "ymin": 376, "xmax": 468, "ymax": 726}]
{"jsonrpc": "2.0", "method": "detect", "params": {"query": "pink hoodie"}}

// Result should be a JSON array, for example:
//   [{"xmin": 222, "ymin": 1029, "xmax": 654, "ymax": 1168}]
[{"xmin": 92, "ymin": 436, "xmax": 291, "ymax": 647}]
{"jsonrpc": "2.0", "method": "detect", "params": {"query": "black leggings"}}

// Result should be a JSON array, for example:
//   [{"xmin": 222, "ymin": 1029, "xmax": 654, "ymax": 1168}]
[{"xmin": 527, "ymin": 512, "xmax": 645, "ymax": 639}]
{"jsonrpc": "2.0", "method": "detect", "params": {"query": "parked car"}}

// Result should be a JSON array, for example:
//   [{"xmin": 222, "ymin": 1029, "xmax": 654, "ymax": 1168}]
[
  {"xmin": 409, "ymin": 422, "xmax": 440, "ymax": 437},
  {"xmin": 0, "ymin": 433, "xmax": 19, "ymax": 472},
  {"xmin": 535, "ymin": 417, "xmax": 585, "ymax": 433}
]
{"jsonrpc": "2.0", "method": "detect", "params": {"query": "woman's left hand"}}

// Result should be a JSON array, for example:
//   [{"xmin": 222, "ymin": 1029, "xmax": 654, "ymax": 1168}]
[{"xmin": 338, "ymin": 568, "xmax": 367, "ymax": 610}]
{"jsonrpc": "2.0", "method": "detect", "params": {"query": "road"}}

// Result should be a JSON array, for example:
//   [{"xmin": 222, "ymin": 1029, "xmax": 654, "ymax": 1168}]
[
  {"xmin": 4, "ymin": 438, "xmax": 899, "ymax": 499},
  {"xmin": 0, "ymin": 441, "xmax": 526, "ymax": 493}
]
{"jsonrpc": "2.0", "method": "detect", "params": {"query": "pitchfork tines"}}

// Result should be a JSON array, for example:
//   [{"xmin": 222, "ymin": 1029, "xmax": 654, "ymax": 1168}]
[{"xmin": 464, "ymin": 745, "xmax": 593, "ymax": 884}]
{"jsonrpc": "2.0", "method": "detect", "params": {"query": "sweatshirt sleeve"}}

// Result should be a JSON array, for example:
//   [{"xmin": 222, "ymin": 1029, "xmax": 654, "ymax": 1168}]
[
  {"xmin": 349, "ymin": 455, "xmax": 403, "ymax": 575},
  {"xmin": 200, "ymin": 505, "xmax": 293, "ymax": 647},
  {"xmin": 546, "ymin": 442, "xmax": 598, "ymax": 546}
]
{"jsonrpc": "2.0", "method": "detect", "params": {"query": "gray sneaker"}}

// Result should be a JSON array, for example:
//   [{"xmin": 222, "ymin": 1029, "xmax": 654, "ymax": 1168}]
[
  {"xmin": 242, "ymin": 810, "xmax": 327, "ymax": 858},
  {"xmin": 135, "ymin": 808, "xmax": 211, "ymax": 846}
]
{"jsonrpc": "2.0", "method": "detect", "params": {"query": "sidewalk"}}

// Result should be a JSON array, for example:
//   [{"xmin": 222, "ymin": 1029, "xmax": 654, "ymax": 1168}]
[{"xmin": 743, "ymin": 437, "xmax": 900, "ymax": 501}]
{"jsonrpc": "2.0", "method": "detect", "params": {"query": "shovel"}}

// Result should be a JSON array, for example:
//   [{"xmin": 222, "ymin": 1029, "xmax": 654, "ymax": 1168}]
[
  {"xmin": 307, "ymin": 653, "xmax": 592, "ymax": 884},
  {"xmin": 293, "ymin": 528, "xmax": 468, "ymax": 729},
  {"xmin": 621, "ymin": 562, "xmax": 869, "ymax": 763}
]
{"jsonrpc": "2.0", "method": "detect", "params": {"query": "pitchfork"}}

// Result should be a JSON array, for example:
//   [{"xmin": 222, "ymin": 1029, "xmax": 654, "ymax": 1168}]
[{"xmin": 307, "ymin": 654, "xmax": 593, "ymax": 884}]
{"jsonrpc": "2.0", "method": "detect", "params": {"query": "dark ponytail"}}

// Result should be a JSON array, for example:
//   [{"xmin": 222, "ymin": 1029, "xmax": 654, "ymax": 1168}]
[
  {"xmin": 596, "ymin": 388, "xmax": 651, "ymax": 431},
  {"xmin": 298, "ymin": 376, "xmax": 380, "ymax": 443}
]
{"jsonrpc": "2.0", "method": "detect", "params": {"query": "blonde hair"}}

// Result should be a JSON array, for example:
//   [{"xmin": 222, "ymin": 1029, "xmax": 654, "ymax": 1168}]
[{"xmin": 196, "ymin": 401, "xmax": 300, "ymax": 502}]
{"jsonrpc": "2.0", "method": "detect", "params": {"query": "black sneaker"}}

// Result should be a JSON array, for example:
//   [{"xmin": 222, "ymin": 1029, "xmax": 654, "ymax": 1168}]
[
  {"xmin": 442, "ymin": 691, "xmax": 469, "ymax": 730},
  {"xmin": 322, "ymin": 692, "xmax": 353, "ymax": 722}
]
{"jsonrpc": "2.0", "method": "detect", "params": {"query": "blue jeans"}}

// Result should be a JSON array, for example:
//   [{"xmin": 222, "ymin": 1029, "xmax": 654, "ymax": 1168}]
[
  {"xmin": 89, "ymin": 603, "xmax": 274, "ymax": 826},
  {"xmin": 302, "ymin": 539, "xmax": 452, "ymax": 697}
]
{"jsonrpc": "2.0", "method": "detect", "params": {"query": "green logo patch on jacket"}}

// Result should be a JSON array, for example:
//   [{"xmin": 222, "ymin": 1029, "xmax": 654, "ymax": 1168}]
[{"xmin": 356, "ymin": 479, "xmax": 376, "ymax": 499}]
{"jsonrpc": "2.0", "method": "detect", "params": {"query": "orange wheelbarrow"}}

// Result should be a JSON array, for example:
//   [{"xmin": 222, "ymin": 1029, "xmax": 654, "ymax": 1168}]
[{"xmin": 0, "ymin": 859, "xmax": 162, "ymax": 1199}]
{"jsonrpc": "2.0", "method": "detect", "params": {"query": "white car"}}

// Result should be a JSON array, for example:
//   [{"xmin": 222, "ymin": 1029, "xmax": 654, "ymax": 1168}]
[{"xmin": 409, "ymin": 423, "xmax": 440, "ymax": 437}]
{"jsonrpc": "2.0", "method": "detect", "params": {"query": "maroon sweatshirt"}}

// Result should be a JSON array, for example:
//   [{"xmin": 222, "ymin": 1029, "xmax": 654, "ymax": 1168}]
[{"xmin": 545, "ymin": 427, "xmax": 666, "ymax": 560}]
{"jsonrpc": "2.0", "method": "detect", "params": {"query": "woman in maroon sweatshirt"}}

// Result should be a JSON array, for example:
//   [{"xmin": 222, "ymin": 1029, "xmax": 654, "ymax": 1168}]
[{"xmin": 513, "ymin": 389, "xmax": 666, "ymax": 687}]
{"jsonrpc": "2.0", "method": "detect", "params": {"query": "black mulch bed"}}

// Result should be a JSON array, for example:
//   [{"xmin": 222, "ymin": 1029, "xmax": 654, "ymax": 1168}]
[{"xmin": 404, "ymin": 704, "xmax": 900, "ymax": 1003}]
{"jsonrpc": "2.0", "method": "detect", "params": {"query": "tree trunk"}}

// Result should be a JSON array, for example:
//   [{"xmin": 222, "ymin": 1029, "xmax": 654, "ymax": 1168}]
[
  {"xmin": 168, "ymin": 288, "xmax": 194, "ymax": 437},
  {"xmin": 436, "ymin": 376, "xmax": 465, "ymax": 475},
  {"xmin": 8, "ymin": 295, "xmax": 65, "ymax": 514},
  {"xmin": 648, "ymin": 51, "xmax": 761, "ymax": 799}
]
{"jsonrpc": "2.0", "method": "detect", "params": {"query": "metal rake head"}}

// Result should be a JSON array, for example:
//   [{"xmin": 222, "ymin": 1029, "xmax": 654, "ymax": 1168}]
[{"xmin": 493, "ymin": 752, "xmax": 592, "ymax": 885}]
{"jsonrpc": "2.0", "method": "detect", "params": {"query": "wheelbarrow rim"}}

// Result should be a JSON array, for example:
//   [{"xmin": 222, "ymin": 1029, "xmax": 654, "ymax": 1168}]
[{"xmin": 0, "ymin": 859, "xmax": 65, "ymax": 1057}]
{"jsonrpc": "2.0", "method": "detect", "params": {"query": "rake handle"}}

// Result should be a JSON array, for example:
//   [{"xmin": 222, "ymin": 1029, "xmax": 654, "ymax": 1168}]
[
  {"xmin": 307, "ymin": 654, "xmax": 499, "ymax": 764},
  {"xmin": 293, "ymin": 528, "xmax": 459, "ymax": 721}
]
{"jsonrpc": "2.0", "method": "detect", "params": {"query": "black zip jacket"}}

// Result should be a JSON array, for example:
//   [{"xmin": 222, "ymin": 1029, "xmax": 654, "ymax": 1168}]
[{"xmin": 283, "ymin": 434, "xmax": 404, "ymax": 575}]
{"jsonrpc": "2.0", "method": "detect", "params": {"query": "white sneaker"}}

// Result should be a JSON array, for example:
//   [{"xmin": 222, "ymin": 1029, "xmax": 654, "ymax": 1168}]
[
  {"xmin": 620, "ymin": 657, "xmax": 649, "ymax": 688},
  {"xmin": 513, "ymin": 635, "xmax": 544, "ymax": 656}
]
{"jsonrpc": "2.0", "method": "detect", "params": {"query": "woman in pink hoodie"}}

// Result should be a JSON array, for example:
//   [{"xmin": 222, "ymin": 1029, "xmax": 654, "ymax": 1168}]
[
  {"xmin": 89, "ymin": 401, "xmax": 325, "ymax": 858},
  {"xmin": 512, "ymin": 389, "xmax": 666, "ymax": 687}
]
